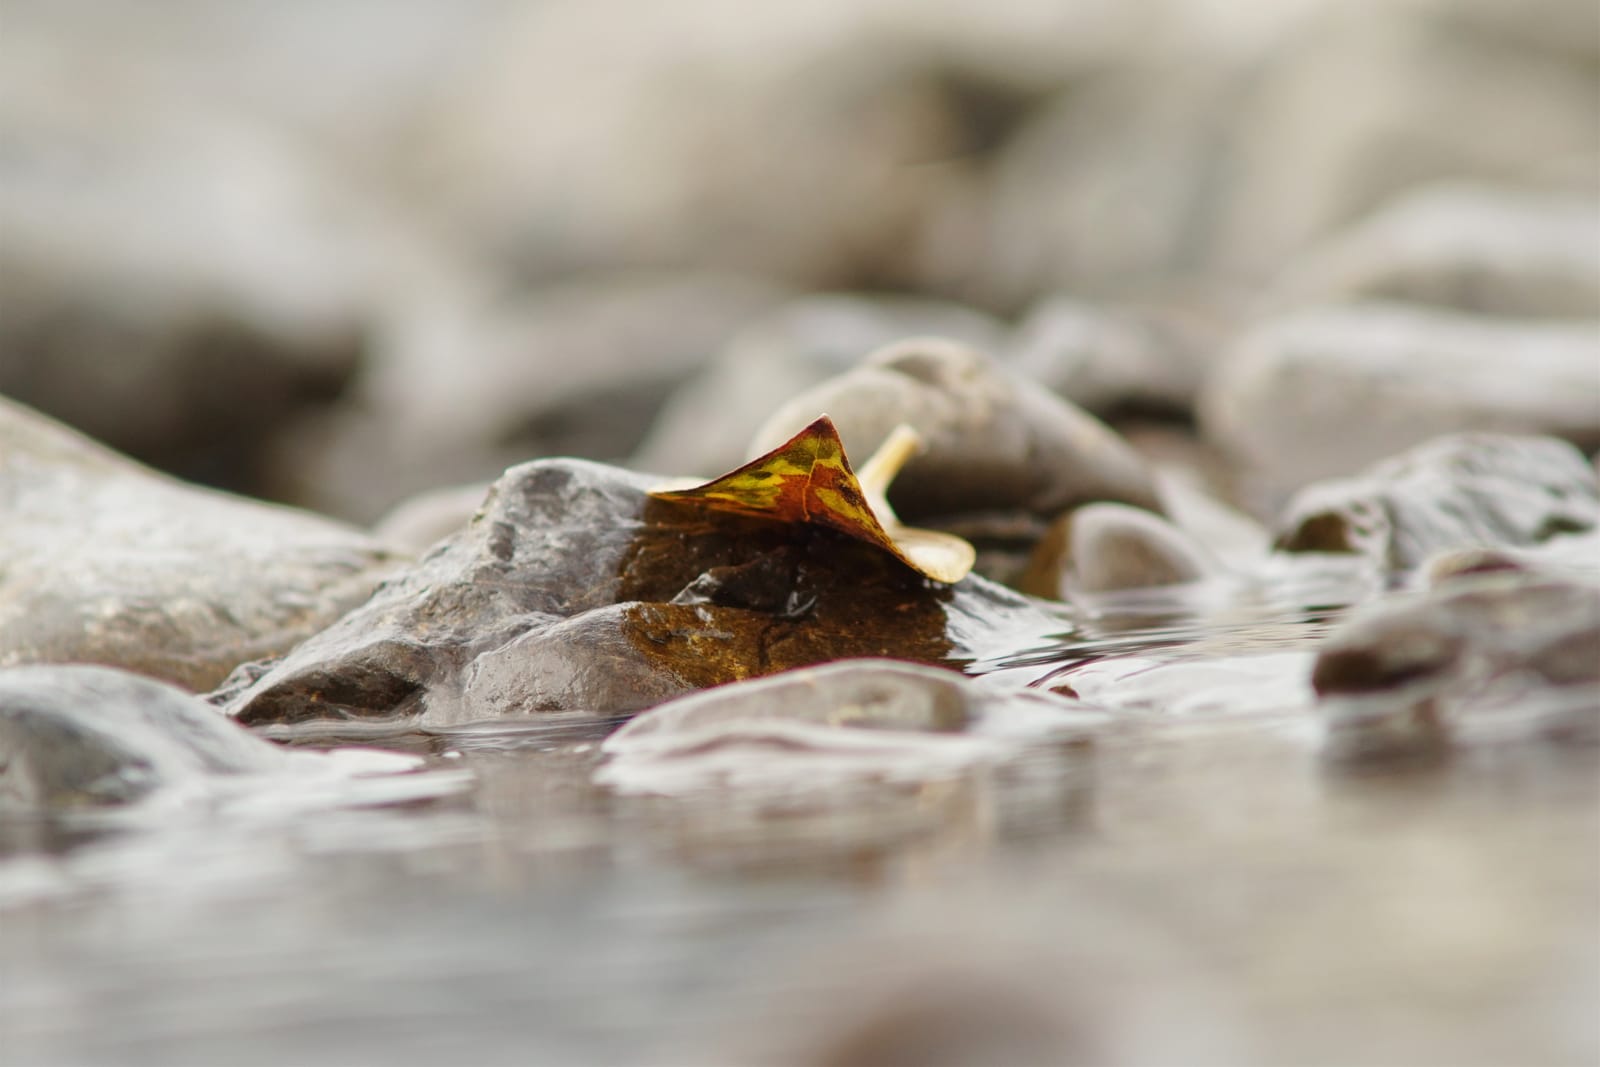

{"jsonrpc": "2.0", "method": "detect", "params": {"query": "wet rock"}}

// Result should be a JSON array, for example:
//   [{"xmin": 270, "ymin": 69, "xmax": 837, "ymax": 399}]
[
  {"xmin": 632, "ymin": 294, "xmax": 1005, "ymax": 480},
  {"xmin": 1201, "ymin": 304, "xmax": 1600, "ymax": 493},
  {"xmin": 1278, "ymin": 185, "xmax": 1600, "ymax": 319},
  {"xmin": 596, "ymin": 659, "xmax": 1105, "ymax": 798},
  {"xmin": 0, "ymin": 665, "xmax": 422, "ymax": 810},
  {"xmin": 1005, "ymin": 297, "xmax": 1216, "ymax": 418},
  {"xmin": 0, "ymin": 81, "xmax": 403, "ymax": 496},
  {"xmin": 1274, "ymin": 434, "xmax": 1599, "ymax": 572},
  {"xmin": 221, "ymin": 460, "xmax": 1067, "ymax": 728},
  {"xmin": 1314, "ymin": 571, "xmax": 1600, "ymax": 757},
  {"xmin": 372, "ymin": 482, "xmax": 491, "ymax": 553},
  {"xmin": 0, "ymin": 665, "xmax": 291, "ymax": 808},
  {"xmin": 608, "ymin": 659, "xmax": 1102, "ymax": 746},
  {"xmin": 0, "ymin": 398, "xmax": 402, "ymax": 691},
  {"xmin": 1021, "ymin": 504, "xmax": 1220, "ymax": 598},
  {"xmin": 749, "ymin": 339, "xmax": 1161, "ymax": 524},
  {"xmin": 272, "ymin": 272, "xmax": 783, "ymax": 522}
]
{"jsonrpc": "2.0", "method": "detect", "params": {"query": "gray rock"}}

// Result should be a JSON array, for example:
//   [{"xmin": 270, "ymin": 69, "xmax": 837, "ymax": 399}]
[
  {"xmin": 1200, "ymin": 303, "xmax": 1600, "ymax": 494},
  {"xmin": 0, "ymin": 665, "xmax": 291, "ymax": 808},
  {"xmin": 1274, "ymin": 434, "xmax": 1599, "ymax": 571},
  {"xmin": 633, "ymin": 294, "xmax": 1006, "ymax": 479},
  {"xmin": 748, "ymin": 339, "xmax": 1161, "ymax": 523},
  {"xmin": 1006, "ymin": 297, "xmax": 1217, "ymax": 417},
  {"xmin": 1021, "ymin": 503, "xmax": 1219, "ymax": 598},
  {"xmin": 0, "ymin": 397, "xmax": 401, "ymax": 691},
  {"xmin": 1276, "ymin": 185, "xmax": 1600, "ymax": 319},
  {"xmin": 273, "ymin": 273, "xmax": 784, "ymax": 522},
  {"xmin": 0, "ymin": 664, "xmax": 432, "ymax": 812},
  {"xmin": 1313, "ymin": 571, "xmax": 1600, "ymax": 757},
  {"xmin": 596, "ymin": 659, "xmax": 1106, "ymax": 796},
  {"xmin": 221, "ymin": 458, "xmax": 1068, "ymax": 728}
]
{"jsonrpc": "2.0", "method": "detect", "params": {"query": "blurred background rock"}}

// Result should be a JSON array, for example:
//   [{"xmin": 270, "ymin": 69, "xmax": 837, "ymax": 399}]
[{"xmin": 2, "ymin": 0, "xmax": 1596, "ymax": 522}]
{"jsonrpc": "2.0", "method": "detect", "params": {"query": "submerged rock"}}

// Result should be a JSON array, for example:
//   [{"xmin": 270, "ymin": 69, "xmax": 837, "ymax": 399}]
[
  {"xmin": 596, "ymin": 659, "xmax": 1106, "ymax": 796},
  {"xmin": 0, "ymin": 665, "xmax": 418, "ymax": 809},
  {"xmin": 1314, "ymin": 571, "xmax": 1600, "ymax": 757},
  {"xmin": 0, "ymin": 398, "xmax": 401, "ymax": 691},
  {"xmin": 749, "ymin": 339, "xmax": 1160, "ymax": 523},
  {"xmin": 1274, "ymin": 434, "xmax": 1598, "ymax": 571},
  {"xmin": 1200, "ymin": 303, "xmax": 1600, "ymax": 494},
  {"xmin": 220, "ymin": 460, "xmax": 1066, "ymax": 728}
]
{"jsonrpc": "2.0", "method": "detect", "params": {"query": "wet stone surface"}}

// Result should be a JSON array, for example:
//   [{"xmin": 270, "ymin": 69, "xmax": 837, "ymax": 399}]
[
  {"xmin": 1274, "ymin": 433, "xmax": 1599, "ymax": 571},
  {"xmin": 0, "ymin": 664, "xmax": 430, "ymax": 811},
  {"xmin": 1315, "ymin": 567, "xmax": 1600, "ymax": 758},
  {"xmin": 221, "ymin": 459, "xmax": 1065, "ymax": 728}
]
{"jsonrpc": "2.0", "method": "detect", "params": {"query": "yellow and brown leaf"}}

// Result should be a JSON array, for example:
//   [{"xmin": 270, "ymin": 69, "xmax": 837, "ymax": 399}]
[{"xmin": 648, "ymin": 415, "xmax": 975, "ymax": 583}]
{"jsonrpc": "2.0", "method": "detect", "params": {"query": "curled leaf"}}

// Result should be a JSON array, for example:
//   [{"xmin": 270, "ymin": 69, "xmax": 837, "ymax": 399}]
[{"xmin": 649, "ymin": 416, "xmax": 976, "ymax": 583}]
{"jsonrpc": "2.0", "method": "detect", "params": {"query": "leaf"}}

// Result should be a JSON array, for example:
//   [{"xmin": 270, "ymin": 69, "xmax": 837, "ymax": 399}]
[{"xmin": 649, "ymin": 415, "xmax": 976, "ymax": 583}]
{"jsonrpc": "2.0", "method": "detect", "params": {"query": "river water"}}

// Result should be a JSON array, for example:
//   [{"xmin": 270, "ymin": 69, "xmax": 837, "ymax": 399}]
[{"xmin": 1, "ymin": 572, "xmax": 1596, "ymax": 1066}]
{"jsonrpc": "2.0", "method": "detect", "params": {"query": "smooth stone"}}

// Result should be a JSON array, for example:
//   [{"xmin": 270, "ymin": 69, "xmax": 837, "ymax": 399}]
[
  {"xmin": 605, "ymin": 659, "xmax": 1104, "ymax": 748},
  {"xmin": 1201, "ymin": 304, "xmax": 1600, "ymax": 495},
  {"xmin": 1005, "ymin": 296, "xmax": 1216, "ymax": 417},
  {"xmin": 371, "ymin": 482, "xmax": 491, "ymax": 553},
  {"xmin": 596, "ymin": 659, "xmax": 1106, "ymax": 796},
  {"xmin": 1274, "ymin": 433, "xmax": 1599, "ymax": 571},
  {"xmin": 272, "ymin": 272, "xmax": 784, "ymax": 522},
  {"xmin": 0, "ymin": 398, "xmax": 402, "ymax": 691},
  {"xmin": 0, "ymin": 665, "xmax": 290, "ymax": 808},
  {"xmin": 1020, "ymin": 503, "xmax": 1220, "ymax": 598},
  {"xmin": 0, "ymin": 665, "xmax": 422, "ymax": 811},
  {"xmin": 1277, "ymin": 184, "xmax": 1600, "ymax": 319},
  {"xmin": 220, "ymin": 460, "xmax": 1068, "ymax": 728},
  {"xmin": 748, "ymin": 339, "xmax": 1161, "ymax": 523},
  {"xmin": 632, "ymin": 293, "xmax": 1005, "ymax": 480},
  {"xmin": 1313, "ymin": 571, "xmax": 1600, "ymax": 756}
]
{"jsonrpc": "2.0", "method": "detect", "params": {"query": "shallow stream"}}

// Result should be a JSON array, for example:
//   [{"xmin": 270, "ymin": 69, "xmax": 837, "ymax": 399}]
[{"xmin": 2, "ymin": 566, "xmax": 1595, "ymax": 1067}]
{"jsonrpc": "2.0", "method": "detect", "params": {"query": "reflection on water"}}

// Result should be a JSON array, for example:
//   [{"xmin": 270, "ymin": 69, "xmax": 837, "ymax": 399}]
[{"xmin": 2, "ymin": 557, "xmax": 1596, "ymax": 1067}]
